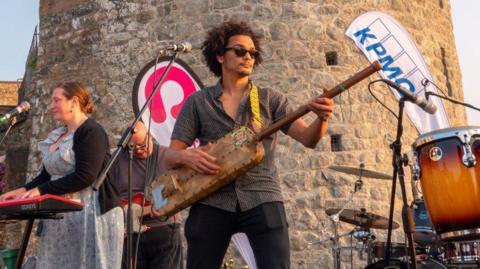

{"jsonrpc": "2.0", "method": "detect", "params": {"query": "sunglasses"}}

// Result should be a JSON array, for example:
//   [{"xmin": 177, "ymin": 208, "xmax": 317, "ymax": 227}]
[{"xmin": 224, "ymin": 46, "xmax": 260, "ymax": 59}]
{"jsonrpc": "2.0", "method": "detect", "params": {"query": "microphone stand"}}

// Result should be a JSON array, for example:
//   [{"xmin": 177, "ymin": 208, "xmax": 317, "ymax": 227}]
[
  {"xmin": 92, "ymin": 51, "xmax": 179, "ymax": 269},
  {"xmin": 384, "ymin": 98, "xmax": 417, "ymax": 269}
]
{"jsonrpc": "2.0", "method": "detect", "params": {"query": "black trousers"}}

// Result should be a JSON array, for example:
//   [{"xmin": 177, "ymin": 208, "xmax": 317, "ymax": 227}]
[
  {"xmin": 122, "ymin": 223, "xmax": 183, "ymax": 269},
  {"xmin": 185, "ymin": 202, "xmax": 290, "ymax": 269}
]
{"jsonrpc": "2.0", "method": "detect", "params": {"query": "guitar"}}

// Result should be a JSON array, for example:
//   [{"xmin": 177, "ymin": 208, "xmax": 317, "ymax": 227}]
[
  {"xmin": 147, "ymin": 61, "xmax": 382, "ymax": 218},
  {"xmin": 120, "ymin": 193, "xmax": 152, "ymax": 234}
]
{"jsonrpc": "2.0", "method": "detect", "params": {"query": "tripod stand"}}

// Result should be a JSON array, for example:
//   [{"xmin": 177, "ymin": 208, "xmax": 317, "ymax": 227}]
[{"xmin": 309, "ymin": 169, "xmax": 365, "ymax": 269}]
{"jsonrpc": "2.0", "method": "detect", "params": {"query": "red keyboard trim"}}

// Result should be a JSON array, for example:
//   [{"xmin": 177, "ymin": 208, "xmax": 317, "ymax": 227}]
[{"xmin": 0, "ymin": 194, "xmax": 83, "ymax": 208}]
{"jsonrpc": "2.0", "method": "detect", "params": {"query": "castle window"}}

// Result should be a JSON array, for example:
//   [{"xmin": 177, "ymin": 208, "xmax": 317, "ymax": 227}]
[
  {"xmin": 326, "ymin": 51, "xmax": 338, "ymax": 66},
  {"xmin": 331, "ymin": 134, "xmax": 342, "ymax": 152}
]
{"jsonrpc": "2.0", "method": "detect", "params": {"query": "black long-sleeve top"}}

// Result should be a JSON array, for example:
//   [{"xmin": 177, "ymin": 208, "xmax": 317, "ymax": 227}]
[{"xmin": 24, "ymin": 118, "xmax": 120, "ymax": 214}]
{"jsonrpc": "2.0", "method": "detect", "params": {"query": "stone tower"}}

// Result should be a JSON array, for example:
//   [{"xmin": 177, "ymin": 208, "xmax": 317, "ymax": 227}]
[{"xmin": 18, "ymin": 0, "xmax": 465, "ymax": 267}]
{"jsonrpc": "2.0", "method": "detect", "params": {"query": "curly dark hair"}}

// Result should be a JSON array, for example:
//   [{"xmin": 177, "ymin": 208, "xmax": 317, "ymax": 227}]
[{"xmin": 202, "ymin": 21, "xmax": 263, "ymax": 77}]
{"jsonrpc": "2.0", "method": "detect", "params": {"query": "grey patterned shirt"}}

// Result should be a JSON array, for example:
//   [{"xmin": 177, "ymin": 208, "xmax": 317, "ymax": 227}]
[{"xmin": 171, "ymin": 80, "xmax": 294, "ymax": 212}]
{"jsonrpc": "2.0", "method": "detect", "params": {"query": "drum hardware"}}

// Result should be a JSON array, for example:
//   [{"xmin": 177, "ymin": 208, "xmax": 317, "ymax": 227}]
[
  {"xmin": 412, "ymin": 127, "xmax": 480, "ymax": 169},
  {"xmin": 352, "ymin": 226, "xmax": 376, "ymax": 265},
  {"xmin": 411, "ymin": 151, "xmax": 421, "ymax": 181},
  {"xmin": 328, "ymin": 166, "xmax": 392, "ymax": 180},
  {"xmin": 325, "ymin": 208, "xmax": 400, "ymax": 230},
  {"xmin": 411, "ymin": 199, "xmax": 439, "ymax": 245},
  {"xmin": 445, "ymin": 241, "xmax": 480, "ymax": 264},
  {"xmin": 352, "ymin": 226, "xmax": 376, "ymax": 241},
  {"xmin": 461, "ymin": 134, "xmax": 476, "ymax": 167},
  {"xmin": 310, "ymin": 167, "xmax": 370, "ymax": 269},
  {"xmin": 406, "ymin": 160, "xmax": 439, "ymax": 246},
  {"xmin": 308, "ymin": 230, "xmax": 355, "ymax": 246},
  {"xmin": 328, "ymin": 178, "xmax": 363, "ymax": 269},
  {"xmin": 365, "ymin": 258, "xmax": 448, "ymax": 269},
  {"xmin": 323, "ymin": 161, "xmax": 403, "ymax": 268},
  {"xmin": 440, "ymin": 229, "xmax": 480, "ymax": 242}
]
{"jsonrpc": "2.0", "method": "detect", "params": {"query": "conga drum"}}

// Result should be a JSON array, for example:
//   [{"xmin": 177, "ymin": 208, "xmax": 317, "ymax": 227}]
[{"xmin": 413, "ymin": 127, "xmax": 480, "ymax": 241}]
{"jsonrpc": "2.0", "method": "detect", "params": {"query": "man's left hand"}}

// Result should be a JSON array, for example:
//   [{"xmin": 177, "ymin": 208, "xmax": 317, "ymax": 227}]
[{"xmin": 307, "ymin": 97, "xmax": 334, "ymax": 121}]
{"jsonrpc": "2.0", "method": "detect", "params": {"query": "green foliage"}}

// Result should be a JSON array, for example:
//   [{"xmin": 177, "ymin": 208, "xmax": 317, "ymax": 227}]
[{"xmin": 28, "ymin": 56, "xmax": 37, "ymax": 69}]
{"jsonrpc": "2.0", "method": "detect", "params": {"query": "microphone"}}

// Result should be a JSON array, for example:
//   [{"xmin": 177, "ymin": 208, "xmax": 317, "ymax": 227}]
[
  {"xmin": 0, "ymin": 101, "xmax": 31, "ymax": 123},
  {"xmin": 381, "ymin": 79, "xmax": 437, "ymax": 114},
  {"xmin": 160, "ymin": 42, "xmax": 193, "ymax": 53}
]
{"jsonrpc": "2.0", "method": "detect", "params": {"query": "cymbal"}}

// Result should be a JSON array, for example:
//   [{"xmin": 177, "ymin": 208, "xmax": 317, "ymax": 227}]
[
  {"xmin": 325, "ymin": 208, "xmax": 400, "ymax": 230},
  {"xmin": 329, "ymin": 166, "xmax": 392, "ymax": 180}
]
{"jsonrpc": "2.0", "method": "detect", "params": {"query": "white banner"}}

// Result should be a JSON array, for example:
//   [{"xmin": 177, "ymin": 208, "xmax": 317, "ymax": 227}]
[
  {"xmin": 132, "ymin": 57, "xmax": 204, "ymax": 146},
  {"xmin": 345, "ymin": 11, "xmax": 450, "ymax": 133},
  {"xmin": 232, "ymin": 233, "xmax": 257, "ymax": 269}
]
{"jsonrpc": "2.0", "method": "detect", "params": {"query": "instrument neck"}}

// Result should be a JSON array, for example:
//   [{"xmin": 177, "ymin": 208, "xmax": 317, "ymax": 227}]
[{"xmin": 256, "ymin": 61, "xmax": 381, "ymax": 141}]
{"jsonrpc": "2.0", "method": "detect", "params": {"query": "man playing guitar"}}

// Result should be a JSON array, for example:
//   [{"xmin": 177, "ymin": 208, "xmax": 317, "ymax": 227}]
[
  {"xmin": 113, "ymin": 121, "xmax": 212, "ymax": 269},
  {"xmin": 168, "ymin": 21, "xmax": 334, "ymax": 269}
]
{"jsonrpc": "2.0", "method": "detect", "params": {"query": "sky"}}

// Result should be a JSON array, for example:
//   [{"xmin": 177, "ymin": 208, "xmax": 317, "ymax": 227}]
[
  {"xmin": 0, "ymin": 1, "xmax": 38, "ymax": 81},
  {"xmin": 0, "ymin": 1, "xmax": 478, "ymax": 125},
  {"xmin": 450, "ymin": 1, "xmax": 480, "ymax": 126}
]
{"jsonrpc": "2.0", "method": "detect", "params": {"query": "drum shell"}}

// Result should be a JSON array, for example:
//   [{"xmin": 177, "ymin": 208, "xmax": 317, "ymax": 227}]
[
  {"xmin": 415, "ymin": 130, "xmax": 480, "ymax": 235},
  {"xmin": 372, "ymin": 242, "xmax": 407, "ymax": 259}
]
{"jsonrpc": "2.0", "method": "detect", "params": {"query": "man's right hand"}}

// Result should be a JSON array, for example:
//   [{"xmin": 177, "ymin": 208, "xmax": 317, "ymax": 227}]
[
  {"xmin": 178, "ymin": 146, "xmax": 220, "ymax": 174},
  {"xmin": 167, "ymin": 139, "xmax": 220, "ymax": 174}
]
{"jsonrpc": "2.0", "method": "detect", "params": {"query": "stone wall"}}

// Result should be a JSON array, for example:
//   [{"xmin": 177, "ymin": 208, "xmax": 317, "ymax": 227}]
[
  {"xmin": 19, "ymin": 0, "xmax": 466, "ymax": 268},
  {"xmin": 0, "ymin": 81, "xmax": 19, "ymax": 107}
]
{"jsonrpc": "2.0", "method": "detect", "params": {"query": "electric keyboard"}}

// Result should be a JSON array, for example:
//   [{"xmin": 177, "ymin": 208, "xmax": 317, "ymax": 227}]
[{"xmin": 0, "ymin": 194, "xmax": 83, "ymax": 218}]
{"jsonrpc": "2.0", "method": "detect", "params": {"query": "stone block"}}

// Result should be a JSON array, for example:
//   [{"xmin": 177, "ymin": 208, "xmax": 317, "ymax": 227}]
[
  {"xmin": 253, "ymin": 6, "xmax": 273, "ymax": 20},
  {"xmin": 298, "ymin": 21, "xmax": 324, "ymax": 40},
  {"xmin": 269, "ymin": 22, "xmax": 290, "ymax": 41},
  {"xmin": 40, "ymin": 0, "xmax": 91, "ymax": 16},
  {"xmin": 281, "ymin": 3, "xmax": 309, "ymax": 19},
  {"xmin": 213, "ymin": 0, "xmax": 240, "ymax": 9}
]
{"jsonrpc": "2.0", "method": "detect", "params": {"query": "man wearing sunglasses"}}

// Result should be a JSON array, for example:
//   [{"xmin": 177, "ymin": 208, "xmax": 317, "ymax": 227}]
[{"xmin": 169, "ymin": 21, "xmax": 334, "ymax": 269}]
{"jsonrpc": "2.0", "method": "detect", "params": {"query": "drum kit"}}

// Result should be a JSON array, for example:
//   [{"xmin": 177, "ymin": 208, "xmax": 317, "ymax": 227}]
[{"xmin": 309, "ymin": 126, "xmax": 480, "ymax": 269}]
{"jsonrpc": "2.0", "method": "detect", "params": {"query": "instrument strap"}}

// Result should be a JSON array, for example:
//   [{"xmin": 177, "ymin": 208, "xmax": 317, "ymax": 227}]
[
  {"xmin": 249, "ymin": 84, "xmax": 263, "ymax": 130},
  {"xmin": 146, "ymin": 142, "xmax": 159, "ymax": 186}
]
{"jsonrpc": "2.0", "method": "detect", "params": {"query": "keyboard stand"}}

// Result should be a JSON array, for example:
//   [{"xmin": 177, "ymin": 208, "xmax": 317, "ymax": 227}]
[{"xmin": 1, "ymin": 213, "xmax": 63, "ymax": 269}]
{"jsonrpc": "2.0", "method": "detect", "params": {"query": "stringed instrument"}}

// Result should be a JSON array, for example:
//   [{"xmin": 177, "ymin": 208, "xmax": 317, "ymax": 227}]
[
  {"xmin": 146, "ymin": 61, "xmax": 382, "ymax": 218},
  {"xmin": 120, "ymin": 193, "xmax": 152, "ymax": 234}
]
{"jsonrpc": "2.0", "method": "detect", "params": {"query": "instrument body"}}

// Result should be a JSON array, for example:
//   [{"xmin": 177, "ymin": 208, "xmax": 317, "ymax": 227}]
[
  {"xmin": 120, "ymin": 192, "xmax": 152, "ymax": 234},
  {"xmin": 148, "ymin": 61, "xmax": 382, "ymax": 217},
  {"xmin": 413, "ymin": 126, "xmax": 480, "ymax": 241},
  {"xmin": 147, "ymin": 127, "xmax": 264, "ymax": 217}
]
